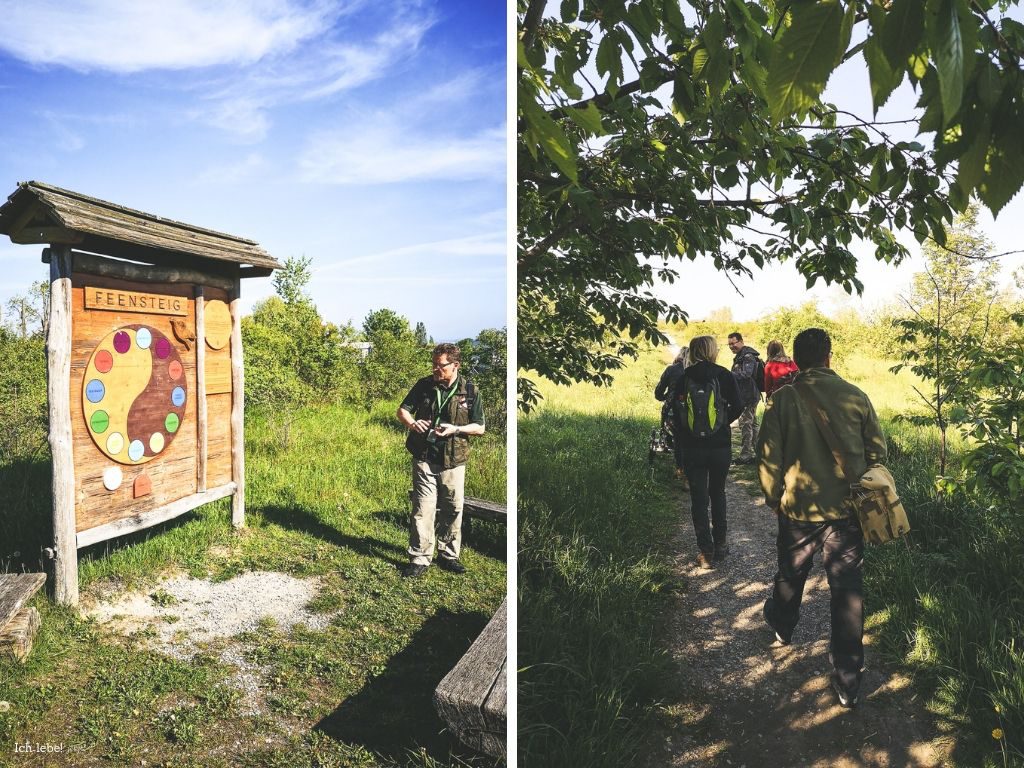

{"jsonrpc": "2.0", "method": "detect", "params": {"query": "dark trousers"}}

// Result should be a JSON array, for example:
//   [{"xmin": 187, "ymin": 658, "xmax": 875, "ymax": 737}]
[
  {"xmin": 683, "ymin": 448, "xmax": 730, "ymax": 554},
  {"xmin": 772, "ymin": 515, "xmax": 864, "ymax": 694}
]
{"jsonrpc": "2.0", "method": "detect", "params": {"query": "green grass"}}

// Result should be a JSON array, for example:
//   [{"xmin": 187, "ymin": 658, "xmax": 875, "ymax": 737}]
[
  {"xmin": 0, "ymin": 400, "xmax": 506, "ymax": 768},
  {"xmin": 520, "ymin": 342, "xmax": 1024, "ymax": 768},
  {"xmin": 518, "ymin": 349, "xmax": 680, "ymax": 768}
]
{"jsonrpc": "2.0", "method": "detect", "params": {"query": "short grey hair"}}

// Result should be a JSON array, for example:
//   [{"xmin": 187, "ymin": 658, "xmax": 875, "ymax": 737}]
[{"xmin": 673, "ymin": 346, "xmax": 690, "ymax": 366}]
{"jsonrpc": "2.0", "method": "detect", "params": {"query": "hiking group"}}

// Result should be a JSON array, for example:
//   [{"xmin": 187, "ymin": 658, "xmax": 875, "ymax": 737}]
[{"xmin": 654, "ymin": 328, "xmax": 886, "ymax": 709}]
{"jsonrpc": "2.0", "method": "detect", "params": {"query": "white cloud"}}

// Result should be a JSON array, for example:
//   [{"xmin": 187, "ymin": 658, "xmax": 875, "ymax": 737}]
[
  {"xmin": 187, "ymin": 14, "xmax": 434, "ymax": 141},
  {"xmin": 197, "ymin": 153, "xmax": 266, "ymax": 184},
  {"xmin": 299, "ymin": 121, "xmax": 506, "ymax": 184},
  {"xmin": 317, "ymin": 231, "xmax": 506, "ymax": 272},
  {"xmin": 0, "ymin": 0, "xmax": 339, "ymax": 73}
]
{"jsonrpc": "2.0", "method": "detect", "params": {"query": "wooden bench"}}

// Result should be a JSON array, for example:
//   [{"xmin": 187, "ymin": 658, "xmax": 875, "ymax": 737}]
[
  {"xmin": 407, "ymin": 493, "xmax": 508, "ymax": 530},
  {"xmin": 0, "ymin": 573, "xmax": 46, "ymax": 662},
  {"xmin": 434, "ymin": 596, "xmax": 507, "ymax": 758}
]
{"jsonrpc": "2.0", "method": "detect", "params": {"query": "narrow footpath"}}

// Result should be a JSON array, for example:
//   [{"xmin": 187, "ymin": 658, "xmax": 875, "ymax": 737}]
[{"xmin": 653, "ymin": 469, "xmax": 956, "ymax": 767}]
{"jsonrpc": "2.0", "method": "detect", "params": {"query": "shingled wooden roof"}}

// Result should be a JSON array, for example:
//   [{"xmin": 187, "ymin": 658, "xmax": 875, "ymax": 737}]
[{"xmin": 0, "ymin": 181, "xmax": 281, "ymax": 274}]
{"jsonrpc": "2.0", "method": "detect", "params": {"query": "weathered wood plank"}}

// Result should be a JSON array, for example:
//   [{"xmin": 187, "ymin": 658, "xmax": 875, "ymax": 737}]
[
  {"xmin": 195, "ymin": 286, "xmax": 208, "ymax": 493},
  {"xmin": 0, "ymin": 573, "xmax": 46, "ymax": 633},
  {"xmin": 0, "ymin": 607, "xmax": 42, "ymax": 663},
  {"xmin": 60, "ymin": 249, "xmax": 237, "ymax": 292},
  {"xmin": 47, "ymin": 245, "xmax": 78, "ymax": 605},
  {"xmin": 433, "ymin": 597, "xmax": 507, "ymax": 758},
  {"xmin": 76, "ymin": 482, "xmax": 237, "ymax": 548},
  {"xmin": 230, "ymin": 278, "xmax": 245, "ymax": 528},
  {"xmin": 406, "ymin": 493, "xmax": 507, "ymax": 525},
  {"xmin": 464, "ymin": 498, "xmax": 507, "ymax": 524}
]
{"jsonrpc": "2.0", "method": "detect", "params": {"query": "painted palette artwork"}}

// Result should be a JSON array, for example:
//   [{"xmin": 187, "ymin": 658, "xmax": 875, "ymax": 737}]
[{"xmin": 82, "ymin": 324, "xmax": 187, "ymax": 467}]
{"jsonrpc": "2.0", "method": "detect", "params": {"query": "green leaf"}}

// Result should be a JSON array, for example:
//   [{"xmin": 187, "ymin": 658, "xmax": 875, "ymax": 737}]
[
  {"xmin": 518, "ymin": 84, "xmax": 578, "ymax": 182},
  {"xmin": 882, "ymin": 0, "xmax": 925, "ymax": 71},
  {"xmin": 956, "ymin": 118, "xmax": 990, "ymax": 195},
  {"xmin": 978, "ymin": 116, "xmax": 1024, "ymax": 216},
  {"xmin": 767, "ymin": 1, "xmax": 847, "ymax": 123},
  {"xmin": 560, "ymin": 0, "xmax": 579, "ymax": 23},
  {"xmin": 565, "ymin": 102, "xmax": 606, "ymax": 136},
  {"xmin": 864, "ymin": 35, "xmax": 904, "ymax": 114},
  {"xmin": 926, "ymin": 0, "xmax": 966, "ymax": 123},
  {"xmin": 596, "ymin": 34, "xmax": 624, "ymax": 90}
]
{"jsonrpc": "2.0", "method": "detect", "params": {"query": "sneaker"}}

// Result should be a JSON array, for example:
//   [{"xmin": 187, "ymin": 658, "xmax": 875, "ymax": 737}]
[
  {"xmin": 762, "ymin": 598, "xmax": 792, "ymax": 645},
  {"xmin": 713, "ymin": 544, "xmax": 729, "ymax": 562},
  {"xmin": 437, "ymin": 558, "xmax": 467, "ymax": 574},
  {"xmin": 830, "ymin": 674, "xmax": 859, "ymax": 708},
  {"xmin": 696, "ymin": 552, "xmax": 714, "ymax": 570},
  {"xmin": 402, "ymin": 563, "xmax": 429, "ymax": 578}
]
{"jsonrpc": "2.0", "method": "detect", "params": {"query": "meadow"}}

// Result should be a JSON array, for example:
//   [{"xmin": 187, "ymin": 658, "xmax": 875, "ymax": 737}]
[
  {"xmin": 518, "ymin": 337, "xmax": 1023, "ymax": 768},
  {"xmin": 0, "ymin": 400, "xmax": 507, "ymax": 768}
]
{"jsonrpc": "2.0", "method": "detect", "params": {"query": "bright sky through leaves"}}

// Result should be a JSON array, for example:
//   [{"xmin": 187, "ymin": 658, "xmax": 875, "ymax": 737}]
[{"xmin": 0, "ymin": 0, "xmax": 506, "ymax": 341}]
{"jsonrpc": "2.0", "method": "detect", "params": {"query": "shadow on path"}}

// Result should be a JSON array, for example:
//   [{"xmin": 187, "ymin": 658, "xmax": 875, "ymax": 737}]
[{"xmin": 654, "ymin": 472, "xmax": 958, "ymax": 768}]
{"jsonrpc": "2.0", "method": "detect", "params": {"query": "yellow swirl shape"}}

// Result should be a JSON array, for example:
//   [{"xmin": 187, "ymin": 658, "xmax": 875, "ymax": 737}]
[{"xmin": 83, "ymin": 328, "xmax": 157, "ymax": 465}]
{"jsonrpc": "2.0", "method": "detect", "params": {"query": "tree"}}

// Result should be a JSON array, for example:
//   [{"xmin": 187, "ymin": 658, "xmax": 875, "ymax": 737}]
[
  {"xmin": 3, "ymin": 281, "xmax": 48, "ymax": 338},
  {"xmin": 414, "ymin": 321, "xmax": 430, "ymax": 347},
  {"xmin": 363, "ymin": 308, "xmax": 412, "ymax": 343},
  {"xmin": 893, "ymin": 205, "xmax": 1001, "ymax": 475},
  {"xmin": 272, "ymin": 255, "xmax": 313, "ymax": 306},
  {"xmin": 517, "ymin": 0, "xmax": 1024, "ymax": 407}
]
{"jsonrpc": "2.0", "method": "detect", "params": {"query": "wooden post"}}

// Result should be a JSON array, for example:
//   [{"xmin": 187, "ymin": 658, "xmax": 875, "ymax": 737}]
[
  {"xmin": 194, "ymin": 285, "xmax": 208, "ymax": 493},
  {"xmin": 46, "ymin": 246, "xmax": 78, "ymax": 605},
  {"xmin": 229, "ymin": 276, "xmax": 245, "ymax": 527}
]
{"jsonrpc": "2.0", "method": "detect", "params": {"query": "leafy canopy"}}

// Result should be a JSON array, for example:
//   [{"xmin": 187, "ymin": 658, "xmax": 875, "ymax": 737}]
[{"xmin": 518, "ymin": 0, "xmax": 1024, "ymax": 407}]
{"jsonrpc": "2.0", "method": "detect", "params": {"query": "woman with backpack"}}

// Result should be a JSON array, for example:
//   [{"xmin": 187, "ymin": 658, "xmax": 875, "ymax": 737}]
[
  {"xmin": 654, "ymin": 345, "xmax": 690, "ymax": 483},
  {"xmin": 672, "ymin": 336, "xmax": 744, "ymax": 569},
  {"xmin": 764, "ymin": 340, "xmax": 800, "ymax": 398}
]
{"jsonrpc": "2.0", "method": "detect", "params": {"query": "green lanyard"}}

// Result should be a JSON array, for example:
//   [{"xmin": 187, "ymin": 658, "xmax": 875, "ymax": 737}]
[{"xmin": 433, "ymin": 378, "xmax": 459, "ymax": 427}]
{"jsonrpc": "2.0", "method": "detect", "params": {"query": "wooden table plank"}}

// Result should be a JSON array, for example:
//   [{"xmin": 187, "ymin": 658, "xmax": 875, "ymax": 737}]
[
  {"xmin": 407, "ymin": 492, "xmax": 507, "ymax": 525},
  {"xmin": 0, "ymin": 573, "xmax": 46, "ymax": 632},
  {"xmin": 433, "ymin": 597, "xmax": 507, "ymax": 758}
]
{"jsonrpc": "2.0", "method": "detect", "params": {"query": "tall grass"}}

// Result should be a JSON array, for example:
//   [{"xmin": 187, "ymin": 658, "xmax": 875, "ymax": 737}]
[
  {"xmin": 519, "ymin": 350, "xmax": 679, "ymax": 767},
  {"xmin": 869, "ymin": 419, "xmax": 1024, "ymax": 767}
]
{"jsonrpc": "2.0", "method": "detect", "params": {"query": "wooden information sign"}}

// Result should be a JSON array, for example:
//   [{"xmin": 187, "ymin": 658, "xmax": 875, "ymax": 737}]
[{"xmin": 0, "ymin": 181, "xmax": 281, "ymax": 605}]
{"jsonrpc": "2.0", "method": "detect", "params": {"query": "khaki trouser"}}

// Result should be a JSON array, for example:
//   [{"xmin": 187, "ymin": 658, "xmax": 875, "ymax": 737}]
[
  {"xmin": 410, "ymin": 460, "xmax": 465, "ymax": 565},
  {"xmin": 738, "ymin": 404, "xmax": 758, "ymax": 458}
]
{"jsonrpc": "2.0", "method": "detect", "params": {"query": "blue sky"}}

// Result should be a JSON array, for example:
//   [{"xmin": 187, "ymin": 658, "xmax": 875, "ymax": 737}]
[{"xmin": 0, "ymin": 0, "xmax": 507, "ymax": 342}]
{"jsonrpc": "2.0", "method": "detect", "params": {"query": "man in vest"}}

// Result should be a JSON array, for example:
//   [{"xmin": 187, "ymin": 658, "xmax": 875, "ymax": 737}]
[
  {"xmin": 397, "ymin": 343, "xmax": 485, "ymax": 578},
  {"xmin": 756, "ymin": 328, "xmax": 887, "ymax": 708},
  {"xmin": 727, "ymin": 331, "xmax": 762, "ymax": 464}
]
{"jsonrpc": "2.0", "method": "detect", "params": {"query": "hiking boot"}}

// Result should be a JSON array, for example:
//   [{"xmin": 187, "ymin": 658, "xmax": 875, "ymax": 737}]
[
  {"xmin": 713, "ymin": 543, "xmax": 730, "ymax": 562},
  {"xmin": 763, "ymin": 598, "xmax": 792, "ymax": 645},
  {"xmin": 696, "ymin": 552, "xmax": 714, "ymax": 570},
  {"xmin": 437, "ymin": 558, "xmax": 467, "ymax": 574},
  {"xmin": 402, "ymin": 563, "xmax": 429, "ymax": 579},
  {"xmin": 830, "ymin": 673, "xmax": 859, "ymax": 709}
]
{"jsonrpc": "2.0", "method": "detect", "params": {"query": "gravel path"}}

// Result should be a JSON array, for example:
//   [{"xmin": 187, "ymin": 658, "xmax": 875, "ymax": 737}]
[{"xmin": 655, "ymin": 471, "xmax": 956, "ymax": 767}]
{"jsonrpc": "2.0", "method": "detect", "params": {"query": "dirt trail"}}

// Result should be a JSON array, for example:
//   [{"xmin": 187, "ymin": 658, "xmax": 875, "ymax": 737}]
[{"xmin": 654, "ymin": 473, "xmax": 956, "ymax": 768}]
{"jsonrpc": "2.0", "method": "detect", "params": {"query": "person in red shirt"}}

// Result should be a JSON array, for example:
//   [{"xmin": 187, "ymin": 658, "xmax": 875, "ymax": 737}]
[{"xmin": 764, "ymin": 340, "xmax": 800, "ymax": 398}]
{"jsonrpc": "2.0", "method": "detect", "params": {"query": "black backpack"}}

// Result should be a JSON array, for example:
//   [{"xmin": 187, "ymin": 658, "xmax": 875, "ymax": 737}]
[
  {"xmin": 673, "ymin": 374, "xmax": 726, "ymax": 438},
  {"xmin": 755, "ymin": 357, "xmax": 767, "ymax": 392}
]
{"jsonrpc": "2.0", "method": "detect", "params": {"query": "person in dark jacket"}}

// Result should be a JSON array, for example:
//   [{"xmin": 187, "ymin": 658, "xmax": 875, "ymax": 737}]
[
  {"xmin": 396, "ymin": 343, "xmax": 485, "ymax": 578},
  {"xmin": 673, "ymin": 336, "xmax": 744, "ymax": 569},
  {"xmin": 727, "ymin": 331, "xmax": 762, "ymax": 463},
  {"xmin": 654, "ymin": 346, "xmax": 690, "ymax": 479}
]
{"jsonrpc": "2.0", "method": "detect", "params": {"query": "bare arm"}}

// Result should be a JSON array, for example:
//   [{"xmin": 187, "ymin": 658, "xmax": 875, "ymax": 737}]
[{"xmin": 397, "ymin": 406, "xmax": 431, "ymax": 434}]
